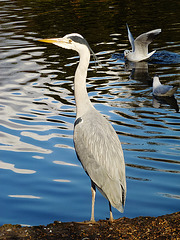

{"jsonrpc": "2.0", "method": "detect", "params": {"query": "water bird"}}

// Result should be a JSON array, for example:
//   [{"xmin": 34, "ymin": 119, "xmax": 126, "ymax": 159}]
[
  {"xmin": 39, "ymin": 33, "xmax": 126, "ymax": 222},
  {"xmin": 124, "ymin": 24, "xmax": 161, "ymax": 62},
  {"xmin": 153, "ymin": 75, "xmax": 178, "ymax": 97}
]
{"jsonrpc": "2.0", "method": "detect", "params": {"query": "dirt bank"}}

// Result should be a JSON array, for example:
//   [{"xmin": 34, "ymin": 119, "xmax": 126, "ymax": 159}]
[{"xmin": 0, "ymin": 212, "xmax": 179, "ymax": 239}]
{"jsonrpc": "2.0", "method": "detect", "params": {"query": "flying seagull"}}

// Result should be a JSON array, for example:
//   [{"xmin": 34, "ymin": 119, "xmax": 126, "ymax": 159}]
[{"xmin": 124, "ymin": 24, "xmax": 161, "ymax": 62}]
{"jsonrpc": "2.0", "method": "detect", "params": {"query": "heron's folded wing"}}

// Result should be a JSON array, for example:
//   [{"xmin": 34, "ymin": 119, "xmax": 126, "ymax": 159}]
[{"xmin": 73, "ymin": 110, "xmax": 126, "ymax": 210}]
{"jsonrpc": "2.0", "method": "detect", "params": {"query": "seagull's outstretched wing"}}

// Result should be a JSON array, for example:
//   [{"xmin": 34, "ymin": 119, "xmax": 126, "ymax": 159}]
[
  {"xmin": 134, "ymin": 29, "xmax": 161, "ymax": 56},
  {"xmin": 126, "ymin": 24, "xmax": 135, "ymax": 52}
]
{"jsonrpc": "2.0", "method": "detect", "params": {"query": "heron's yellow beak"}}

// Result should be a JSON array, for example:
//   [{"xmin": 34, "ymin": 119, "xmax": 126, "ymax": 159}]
[
  {"xmin": 38, "ymin": 38, "xmax": 61, "ymax": 44},
  {"xmin": 38, "ymin": 37, "xmax": 73, "ymax": 50}
]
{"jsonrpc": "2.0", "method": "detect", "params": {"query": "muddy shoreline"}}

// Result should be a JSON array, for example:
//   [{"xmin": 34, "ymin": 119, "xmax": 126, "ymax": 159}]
[{"xmin": 0, "ymin": 212, "xmax": 179, "ymax": 239}]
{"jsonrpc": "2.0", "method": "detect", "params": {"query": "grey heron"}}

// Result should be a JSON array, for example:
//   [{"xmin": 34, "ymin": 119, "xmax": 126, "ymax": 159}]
[
  {"xmin": 39, "ymin": 33, "xmax": 126, "ymax": 222},
  {"xmin": 124, "ymin": 24, "xmax": 161, "ymax": 62},
  {"xmin": 153, "ymin": 75, "xmax": 178, "ymax": 97}
]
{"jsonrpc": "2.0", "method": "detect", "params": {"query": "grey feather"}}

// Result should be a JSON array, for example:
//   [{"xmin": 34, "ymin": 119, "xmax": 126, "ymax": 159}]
[
  {"xmin": 74, "ymin": 108, "xmax": 126, "ymax": 212},
  {"xmin": 126, "ymin": 23, "xmax": 135, "ymax": 52},
  {"xmin": 134, "ymin": 28, "xmax": 161, "ymax": 56}
]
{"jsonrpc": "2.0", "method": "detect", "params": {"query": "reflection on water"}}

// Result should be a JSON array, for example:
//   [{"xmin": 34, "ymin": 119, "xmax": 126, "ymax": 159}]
[
  {"xmin": 9, "ymin": 195, "xmax": 41, "ymax": 199},
  {"xmin": 124, "ymin": 61, "xmax": 179, "ymax": 112},
  {"xmin": 153, "ymin": 95, "xmax": 179, "ymax": 112},
  {"xmin": 125, "ymin": 61, "xmax": 151, "ymax": 83},
  {"xmin": 0, "ymin": 160, "xmax": 36, "ymax": 174},
  {"xmin": 0, "ymin": 0, "xmax": 180, "ymax": 226},
  {"xmin": 53, "ymin": 160, "xmax": 79, "ymax": 167}
]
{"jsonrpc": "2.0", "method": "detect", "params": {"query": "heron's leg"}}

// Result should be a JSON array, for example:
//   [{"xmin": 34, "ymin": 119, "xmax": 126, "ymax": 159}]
[
  {"xmin": 90, "ymin": 181, "xmax": 96, "ymax": 222},
  {"xmin": 109, "ymin": 201, "xmax": 113, "ymax": 222}
]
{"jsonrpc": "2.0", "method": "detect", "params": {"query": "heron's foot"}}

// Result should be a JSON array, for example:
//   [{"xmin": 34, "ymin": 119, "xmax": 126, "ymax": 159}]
[
  {"xmin": 106, "ymin": 217, "xmax": 114, "ymax": 223},
  {"xmin": 109, "ymin": 210, "xmax": 114, "ymax": 223}
]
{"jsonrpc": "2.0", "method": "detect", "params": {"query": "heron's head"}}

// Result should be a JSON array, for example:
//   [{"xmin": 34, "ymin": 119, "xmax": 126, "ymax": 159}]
[
  {"xmin": 39, "ymin": 33, "xmax": 91, "ymax": 53},
  {"xmin": 124, "ymin": 49, "xmax": 131, "ymax": 58}
]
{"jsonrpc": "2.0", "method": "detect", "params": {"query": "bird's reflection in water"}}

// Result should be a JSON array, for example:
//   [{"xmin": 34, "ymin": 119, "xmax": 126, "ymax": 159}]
[
  {"xmin": 125, "ymin": 61, "xmax": 152, "ymax": 84},
  {"xmin": 124, "ymin": 61, "xmax": 179, "ymax": 113},
  {"xmin": 153, "ymin": 95, "xmax": 179, "ymax": 112}
]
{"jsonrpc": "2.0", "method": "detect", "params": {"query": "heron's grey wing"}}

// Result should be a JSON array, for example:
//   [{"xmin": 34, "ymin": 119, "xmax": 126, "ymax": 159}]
[
  {"xmin": 126, "ymin": 24, "xmax": 135, "ymax": 52},
  {"xmin": 74, "ymin": 110, "xmax": 126, "ymax": 212},
  {"xmin": 134, "ymin": 29, "xmax": 161, "ymax": 55}
]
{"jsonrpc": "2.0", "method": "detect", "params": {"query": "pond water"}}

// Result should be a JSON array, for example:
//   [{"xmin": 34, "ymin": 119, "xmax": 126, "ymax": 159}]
[{"xmin": 0, "ymin": 0, "xmax": 179, "ymax": 226}]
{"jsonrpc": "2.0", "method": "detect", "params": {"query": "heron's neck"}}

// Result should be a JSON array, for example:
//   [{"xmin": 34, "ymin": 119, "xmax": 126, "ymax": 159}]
[{"xmin": 74, "ymin": 49, "xmax": 93, "ymax": 118}]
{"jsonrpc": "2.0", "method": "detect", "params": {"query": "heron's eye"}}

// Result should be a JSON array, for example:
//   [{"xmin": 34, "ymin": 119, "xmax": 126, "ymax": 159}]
[{"xmin": 68, "ymin": 39, "xmax": 72, "ymax": 44}]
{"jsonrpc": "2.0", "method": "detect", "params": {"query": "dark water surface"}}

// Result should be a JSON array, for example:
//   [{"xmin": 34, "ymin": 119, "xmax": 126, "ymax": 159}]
[{"xmin": 0, "ymin": 0, "xmax": 179, "ymax": 226}]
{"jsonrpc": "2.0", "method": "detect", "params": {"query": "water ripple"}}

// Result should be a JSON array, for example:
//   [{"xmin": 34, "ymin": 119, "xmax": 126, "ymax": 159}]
[{"xmin": 0, "ymin": 0, "xmax": 179, "ymax": 226}]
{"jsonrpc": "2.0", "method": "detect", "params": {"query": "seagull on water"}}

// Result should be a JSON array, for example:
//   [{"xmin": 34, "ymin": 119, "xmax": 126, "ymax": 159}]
[
  {"xmin": 153, "ymin": 75, "xmax": 178, "ymax": 97},
  {"xmin": 124, "ymin": 24, "xmax": 161, "ymax": 62}
]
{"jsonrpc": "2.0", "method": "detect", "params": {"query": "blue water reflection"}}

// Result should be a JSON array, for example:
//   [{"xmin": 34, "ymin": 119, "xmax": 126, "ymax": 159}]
[{"xmin": 0, "ymin": 0, "xmax": 179, "ymax": 226}]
